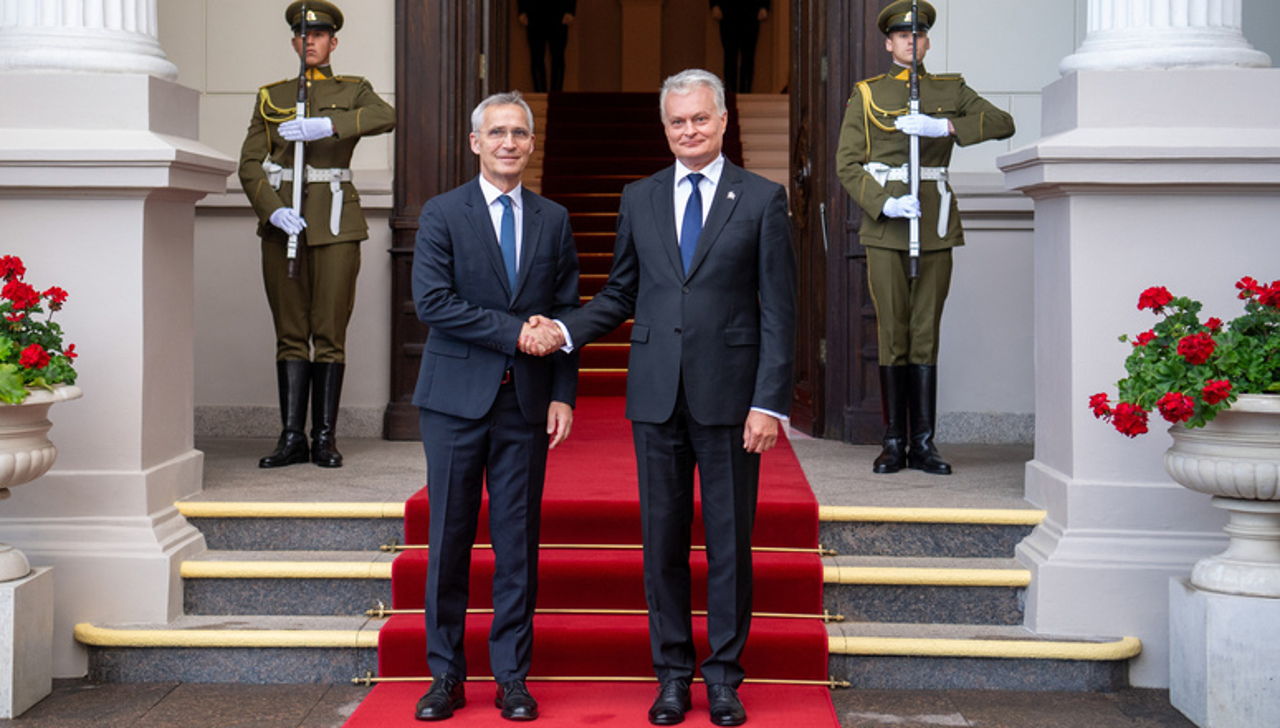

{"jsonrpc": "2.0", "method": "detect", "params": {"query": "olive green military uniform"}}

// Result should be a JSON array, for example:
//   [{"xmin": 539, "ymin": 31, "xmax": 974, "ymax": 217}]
[
  {"xmin": 238, "ymin": 65, "xmax": 395, "ymax": 363},
  {"xmin": 836, "ymin": 63, "xmax": 1014, "ymax": 365}
]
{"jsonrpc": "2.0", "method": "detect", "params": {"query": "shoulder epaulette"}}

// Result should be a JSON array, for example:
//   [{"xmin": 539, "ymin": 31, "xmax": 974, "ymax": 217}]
[
  {"xmin": 334, "ymin": 75, "xmax": 367, "ymax": 83},
  {"xmin": 848, "ymin": 74, "xmax": 887, "ymax": 104},
  {"xmin": 260, "ymin": 78, "xmax": 293, "ymax": 91},
  {"xmin": 931, "ymin": 73, "xmax": 964, "ymax": 81}
]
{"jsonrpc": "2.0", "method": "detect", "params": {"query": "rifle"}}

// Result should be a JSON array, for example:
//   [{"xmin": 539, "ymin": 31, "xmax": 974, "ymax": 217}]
[
  {"xmin": 286, "ymin": 4, "xmax": 309, "ymax": 279},
  {"xmin": 907, "ymin": 0, "xmax": 921, "ymax": 279}
]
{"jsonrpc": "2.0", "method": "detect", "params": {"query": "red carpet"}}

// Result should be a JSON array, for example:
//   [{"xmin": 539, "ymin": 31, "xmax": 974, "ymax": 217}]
[
  {"xmin": 347, "ymin": 682, "xmax": 840, "ymax": 727},
  {"xmin": 344, "ymin": 397, "xmax": 838, "ymax": 726}
]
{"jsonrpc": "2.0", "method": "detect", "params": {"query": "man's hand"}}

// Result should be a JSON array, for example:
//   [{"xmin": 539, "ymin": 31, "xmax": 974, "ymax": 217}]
[
  {"xmin": 711, "ymin": 6, "xmax": 723, "ymax": 21},
  {"xmin": 758, "ymin": 8, "xmax": 768, "ymax": 21},
  {"xmin": 894, "ymin": 113, "xmax": 952, "ymax": 138},
  {"xmin": 562, "ymin": 13, "xmax": 574, "ymax": 24},
  {"xmin": 518, "ymin": 12, "xmax": 529, "ymax": 26},
  {"xmin": 742, "ymin": 411, "xmax": 780, "ymax": 454},
  {"xmin": 547, "ymin": 401, "xmax": 573, "ymax": 449},
  {"xmin": 519, "ymin": 315, "xmax": 565, "ymax": 356},
  {"xmin": 279, "ymin": 116, "xmax": 335, "ymax": 142},
  {"xmin": 882, "ymin": 195, "xmax": 920, "ymax": 219},
  {"xmin": 269, "ymin": 207, "xmax": 307, "ymax": 235}
]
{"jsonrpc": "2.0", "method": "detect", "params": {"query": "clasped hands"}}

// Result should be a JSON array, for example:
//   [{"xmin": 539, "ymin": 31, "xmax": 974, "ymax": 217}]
[{"xmin": 519, "ymin": 315, "xmax": 565, "ymax": 357}]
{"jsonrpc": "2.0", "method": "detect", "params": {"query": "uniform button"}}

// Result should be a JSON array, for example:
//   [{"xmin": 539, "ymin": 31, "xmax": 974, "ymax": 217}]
[
  {"xmin": 682, "ymin": 286, "xmax": 690, "ymax": 294},
  {"xmin": 674, "ymin": 327, "xmax": 682, "ymax": 335}
]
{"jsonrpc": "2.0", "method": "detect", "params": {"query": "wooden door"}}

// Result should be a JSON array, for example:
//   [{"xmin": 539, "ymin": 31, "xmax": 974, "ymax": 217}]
[
  {"xmin": 790, "ymin": 0, "xmax": 884, "ymax": 442},
  {"xmin": 385, "ymin": 0, "xmax": 510, "ymax": 439}
]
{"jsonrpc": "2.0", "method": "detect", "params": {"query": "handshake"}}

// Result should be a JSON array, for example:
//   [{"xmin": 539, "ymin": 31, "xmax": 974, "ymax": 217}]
[{"xmin": 518, "ymin": 315, "xmax": 566, "ymax": 357}]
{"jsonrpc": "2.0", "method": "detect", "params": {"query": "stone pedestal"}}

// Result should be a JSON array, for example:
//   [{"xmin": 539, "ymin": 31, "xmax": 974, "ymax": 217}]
[
  {"xmin": 0, "ymin": 73, "xmax": 233, "ymax": 675},
  {"xmin": 1170, "ymin": 577, "xmax": 1280, "ymax": 727},
  {"xmin": 999, "ymin": 68, "xmax": 1280, "ymax": 687},
  {"xmin": 0, "ymin": 567, "xmax": 52, "ymax": 718}
]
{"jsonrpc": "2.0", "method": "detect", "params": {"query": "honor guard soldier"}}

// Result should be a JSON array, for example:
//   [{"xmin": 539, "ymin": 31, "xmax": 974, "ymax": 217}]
[
  {"xmin": 836, "ymin": 1, "xmax": 1014, "ymax": 476},
  {"xmin": 239, "ymin": 1, "xmax": 395, "ymax": 469}
]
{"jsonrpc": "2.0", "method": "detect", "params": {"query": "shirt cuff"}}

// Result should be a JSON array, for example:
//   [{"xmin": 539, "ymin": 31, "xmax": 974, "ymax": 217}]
[
  {"xmin": 553, "ymin": 319, "xmax": 575, "ymax": 353},
  {"xmin": 750, "ymin": 406, "xmax": 789, "ymax": 424}
]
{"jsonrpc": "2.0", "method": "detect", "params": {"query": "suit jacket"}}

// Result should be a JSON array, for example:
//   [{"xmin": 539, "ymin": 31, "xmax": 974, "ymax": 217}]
[
  {"xmin": 834, "ymin": 63, "xmax": 1015, "ymax": 252},
  {"xmin": 517, "ymin": 0, "xmax": 577, "ymax": 25},
  {"xmin": 412, "ymin": 178, "xmax": 579, "ymax": 423},
  {"xmin": 238, "ymin": 67, "xmax": 396, "ymax": 246},
  {"xmin": 561, "ymin": 159, "xmax": 796, "ymax": 427}
]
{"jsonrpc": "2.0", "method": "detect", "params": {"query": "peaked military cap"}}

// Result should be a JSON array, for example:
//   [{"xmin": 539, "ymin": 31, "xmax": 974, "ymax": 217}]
[
  {"xmin": 286, "ymin": 1, "xmax": 343, "ymax": 33},
  {"xmin": 877, "ymin": 0, "xmax": 936, "ymax": 35}
]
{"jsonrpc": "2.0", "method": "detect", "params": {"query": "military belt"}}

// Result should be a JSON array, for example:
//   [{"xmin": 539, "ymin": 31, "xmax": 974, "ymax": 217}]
[
  {"xmin": 864, "ymin": 162, "xmax": 952, "ymax": 238},
  {"xmin": 261, "ymin": 162, "xmax": 353, "ymax": 236}
]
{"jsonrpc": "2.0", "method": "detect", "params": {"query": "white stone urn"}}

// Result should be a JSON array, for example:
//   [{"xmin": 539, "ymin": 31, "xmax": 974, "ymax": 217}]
[
  {"xmin": 0, "ymin": 384, "xmax": 83, "ymax": 581},
  {"xmin": 1164, "ymin": 393, "xmax": 1280, "ymax": 598}
]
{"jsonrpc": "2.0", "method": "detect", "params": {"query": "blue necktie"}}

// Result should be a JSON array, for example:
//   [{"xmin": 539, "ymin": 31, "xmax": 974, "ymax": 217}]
[
  {"xmin": 679, "ymin": 173, "xmax": 704, "ymax": 274},
  {"xmin": 498, "ymin": 194, "xmax": 517, "ymax": 292}
]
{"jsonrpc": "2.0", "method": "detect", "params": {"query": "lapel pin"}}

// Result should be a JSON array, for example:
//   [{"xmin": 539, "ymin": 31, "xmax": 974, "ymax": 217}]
[{"xmin": 727, "ymin": 191, "xmax": 736, "ymax": 200}]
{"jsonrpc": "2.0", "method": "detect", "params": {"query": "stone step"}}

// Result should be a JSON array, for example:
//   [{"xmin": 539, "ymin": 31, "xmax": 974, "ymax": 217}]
[
  {"xmin": 819, "ymin": 506, "xmax": 1043, "ymax": 559},
  {"xmin": 77, "ymin": 617, "xmax": 1138, "ymax": 690},
  {"xmin": 823, "ymin": 556, "xmax": 1027, "ymax": 626},
  {"xmin": 178, "ymin": 501, "xmax": 404, "ymax": 552}
]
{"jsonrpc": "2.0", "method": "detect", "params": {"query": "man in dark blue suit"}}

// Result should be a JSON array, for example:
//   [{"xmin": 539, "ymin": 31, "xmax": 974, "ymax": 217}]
[
  {"xmin": 710, "ymin": 0, "xmax": 771, "ymax": 93},
  {"xmin": 526, "ymin": 69, "xmax": 796, "ymax": 727},
  {"xmin": 411, "ymin": 90, "xmax": 579, "ymax": 722},
  {"xmin": 518, "ymin": 0, "xmax": 576, "ymax": 92}
]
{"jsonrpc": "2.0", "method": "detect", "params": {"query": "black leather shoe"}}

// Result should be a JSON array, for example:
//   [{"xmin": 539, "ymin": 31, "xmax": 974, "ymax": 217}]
[
  {"xmin": 415, "ymin": 675, "xmax": 465, "ymax": 721},
  {"xmin": 495, "ymin": 680, "xmax": 538, "ymax": 721},
  {"xmin": 648, "ymin": 678, "xmax": 691, "ymax": 725},
  {"xmin": 707, "ymin": 684, "xmax": 747, "ymax": 727}
]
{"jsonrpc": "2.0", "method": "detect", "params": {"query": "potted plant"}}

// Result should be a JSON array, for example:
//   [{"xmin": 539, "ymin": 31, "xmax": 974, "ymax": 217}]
[
  {"xmin": 0, "ymin": 255, "xmax": 82, "ymax": 580},
  {"xmin": 1089, "ymin": 276, "xmax": 1280, "ymax": 597}
]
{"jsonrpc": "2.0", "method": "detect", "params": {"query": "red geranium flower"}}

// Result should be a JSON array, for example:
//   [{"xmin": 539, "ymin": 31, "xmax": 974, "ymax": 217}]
[
  {"xmin": 1133, "ymin": 330, "xmax": 1156, "ymax": 347},
  {"xmin": 1259, "ymin": 281, "xmax": 1280, "ymax": 309},
  {"xmin": 1202, "ymin": 379, "xmax": 1232, "ymax": 405},
  {"xmin": 1137, "ymin": 286, "xmax": 1173, "ymax": 312},
  {"xmin": 1089, "ymin": 393, "xmax": 1112, "ymax": 419},
  {"xmin": 18, "ymin": 343, "xmax": 49, "ymax": 370},
  {"xmin": 1177, "ymin": 332, "xmax": 1216, "ymax": 366},
  {"xmin": 1236, "ymin": 276, "xmax": 1262, "ymax": 299},
  {"xmin": 0, "ymin": 256, "xmax": 24, "ymax": 282},
  {"xmin": 1157, "ymin": 392, "xmax": 1195, "ymax": 423},
  {"xmin": 1112, "ymin": 402, "xmax": 1149, "ymax": 438},
  {"xmin": 2, "ymin": 279, "xmax": 40, "ymax": 311},
  {"xmin": 43, "ymin": 286, "xmax": 68, "ymax": 311},
  {"xmin": 64, "ymin": 343, "xmax": 77, "ymax": 360},
  {"xmin": 1204, "ymin": 317, "xmax": 1223, "ymax": 332}
]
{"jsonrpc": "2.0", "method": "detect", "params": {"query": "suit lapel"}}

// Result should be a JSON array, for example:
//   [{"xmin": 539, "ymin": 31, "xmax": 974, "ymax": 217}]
[
  {"xmin": 650, "ymin": 167, "xmax": 684, "ymax": 280},
  {"xmin": 687, "ymin": 161, "xmax": 744, "ymax": 278},
  {"xmin": 463, "ymin": 178, "xmax": 514, "ymax": 298},
  {"xmin": 514, "ymin": 188, "xmax": 545, "ymax": 302}
]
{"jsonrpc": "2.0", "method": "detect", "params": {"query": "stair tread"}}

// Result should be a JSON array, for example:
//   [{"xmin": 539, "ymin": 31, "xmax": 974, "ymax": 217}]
[
  {"xmin": 185, "ymin": 550, "xmax": 393, "ymax": 563},
  {"xmin": 825, "ymin": 555, "xmax": 1023, "ymax": 570}
]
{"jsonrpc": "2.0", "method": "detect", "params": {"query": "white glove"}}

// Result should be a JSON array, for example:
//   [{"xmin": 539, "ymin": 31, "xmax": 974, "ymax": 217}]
[
  {"xmin": 279, "ymin": 116, "xmax": 334, "ymax": 142},
  {"xmin": 882, "ymin": 195, "xmax": 921, "ymax": 219},
  {"xmin": 895, "ymin": 113, "xmax": 951, "ymax": 138},
  {"xmin": 269, "ymin": 207, "xmax": 307, "ymax": 235}
]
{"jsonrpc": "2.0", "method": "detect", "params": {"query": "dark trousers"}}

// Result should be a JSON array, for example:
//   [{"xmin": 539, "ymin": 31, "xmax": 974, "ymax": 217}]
[
  {"xmin": 719, "ymin": 17, "xmax": 761, "ymax": 93},
  {"xmin": 420, "ymin": 381, "xmax": 549, "ymax": 683},
  {"xmin": 631, "ymin": 383, "xmax": 759, "ymax": 687},
  {"xmin": 527, "ymin": 22, "xmax": 569, "ymax": 92}
]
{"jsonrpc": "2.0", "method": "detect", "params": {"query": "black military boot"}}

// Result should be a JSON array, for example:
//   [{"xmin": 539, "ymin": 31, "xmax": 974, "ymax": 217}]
[
  {"xmin": 873, "ymin": 365, "xmax": 909, "ymax": 474},
  {"xmin": 310, "ymin": 362, "xmax": 345, "ymax": 468},
  {"xmin": 907, "ymin": 364, "xmax": 952, "ymax": 475},
  {"xmin": 259, "ymin": 360, "xmax": 311, "ymax": 468}
]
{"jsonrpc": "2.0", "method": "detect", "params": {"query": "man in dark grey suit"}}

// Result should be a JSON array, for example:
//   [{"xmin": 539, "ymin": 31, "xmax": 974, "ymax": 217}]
[
  {"xmin": 525, "ymin": 69, "xmax": 796, "ymax": 727},
  {"xmin": 411, "ymin": 90, "xmax": 579, "ymax": 722}
]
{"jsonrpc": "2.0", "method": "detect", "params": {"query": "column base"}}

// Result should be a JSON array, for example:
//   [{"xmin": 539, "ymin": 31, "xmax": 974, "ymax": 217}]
[
  {"xmin": 1170, "ymin": 577, "xmax": 1280, "ymax": 727},
  {"xmin": 0, "ymin": 567, "xmax": 53, "ymax": 718}
]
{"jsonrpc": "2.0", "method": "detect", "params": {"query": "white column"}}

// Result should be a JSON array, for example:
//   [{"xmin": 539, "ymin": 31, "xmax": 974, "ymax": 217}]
[
  {"xmin": 0, "ymin": 0, "xmax": 176, "ymax": 79},
  {"xmin": 1061, "ymin": 0, "xmax": 1269, "ymax": 73}
]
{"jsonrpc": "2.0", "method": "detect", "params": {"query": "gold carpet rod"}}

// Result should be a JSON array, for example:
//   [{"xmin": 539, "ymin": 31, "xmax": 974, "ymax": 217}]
[
  {"xmin": 364, "ymin": 603, "xmax": 844, "ymax": 623},
  {"xmin": 381, "ymin": 542, "xmax": 836, "ymax": 556},
  {"xmin": 351, "ymin": 672, "xmax": 850, "ymax": 689}
]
